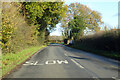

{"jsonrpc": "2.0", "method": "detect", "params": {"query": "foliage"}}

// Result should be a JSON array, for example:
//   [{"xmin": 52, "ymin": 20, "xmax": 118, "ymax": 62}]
[
  {"xmin": 2, "ymin": 2, "xmax": 65, "ymax": 53},
  {"xmin": 79, "ymin": 30, "xmax": 120, "ymax": 52},
  {"xmin": 22, "ymin": 2, "xmax": 65, "ymax": 31},
  {"xmin": 21, "ymin": 2, "xmax": 66, "ymax": 45},
  {"xmin": 68, "ymin": 16, "xmax": 86, "ymax": 40},
  {"xmin": 2, "ymin": 2, "xmax": 40, "ymax": 53},
  {"xmin": 61, "ymin": 2, "xmax": 103, "ymax": 39},
  {"xmin": 1, "ymin": 2, "xmax": 65, "ymax": 77},
  {"xmin": 71, "ymin": 30, "xmax": 120, "ymax": 60}
]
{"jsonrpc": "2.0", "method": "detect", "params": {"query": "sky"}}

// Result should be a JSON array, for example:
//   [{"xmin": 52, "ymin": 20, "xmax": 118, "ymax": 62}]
[{"xmin": 50, "ymin": 0, "xmax": 119, "ymax": 36}]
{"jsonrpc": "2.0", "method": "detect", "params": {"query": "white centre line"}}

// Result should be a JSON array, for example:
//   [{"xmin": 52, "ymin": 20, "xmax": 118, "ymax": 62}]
[{"xmin": 71, "ymin": 59, "xmax": 84, "ymax": 69}]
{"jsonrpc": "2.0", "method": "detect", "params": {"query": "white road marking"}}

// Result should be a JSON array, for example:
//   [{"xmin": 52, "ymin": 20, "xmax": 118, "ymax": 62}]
[
  {"xmin": 64, "ymin": 54, "xmax": 68, "ymax": 56},
  {"xmin": 45, "ymin": 60, "xmax": 56, "ymax": 64},
  {"xmin": 93, "ymin": 77, "xmax": 100, "ymax": 80},
  {"xmin": 23, "ymin": 60, "xmax": 69, "ymax": 65},
  {"xmin": 23, "ymin": 63, "xmax": 44, "ymax": 66},
  {"xmin": 23, "ymin": 62, "xmax": 34, "ymax": 65},
  {"xmin": 45, "ymin": 60, "xmax": 68, "ymax": 65},
  {"xmin": 25, "ymin": 62, "xmax": 30, "ymax": 63},
  {"xmin": 30, "ymin": 63, "xmax": 34, "ymax": 65},
  {"xmin": 57, "ymin": 60, "xmax": 68, "ymax": 64},
  {"xmin": 93, "ymin": 77, "xmax": 98, "ymax": 78},
  {"xmin": 23, "ymin": 64, "xmax": 29, "ymax": 65},
  {"xmin": 34, "ymin": 61, "xmax": 38, "ymax": 65},
  {"xmin": 71, "ymin": 59, "xmax": 84, "ymax": 69},
  {"xmin": 36, "ymin": 64, "xmax": 44, "ymax": 65},
  {"xmin": 112, "ymin": 77, "xmax": 116, "ymax": 79}
]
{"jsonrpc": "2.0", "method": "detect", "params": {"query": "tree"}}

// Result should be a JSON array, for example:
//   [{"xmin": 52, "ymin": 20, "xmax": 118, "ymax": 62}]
[
  {"xmin": 61, "ymin": 2, "xmax": 103, "ymax": 40},
  {"xmin": 22, "ymin": 2, "xmax": 65, "ymax": 30},
  {"xmin": 22, "ymin": 2, "xmax": 66, "ymax": 43},
  {"xmin": 68, "ymin": 16, "xmax": 86, "ymax": 40},
  {"xmin": 2, "ymin": 2, "xmax": 66, "ymax": 53}
]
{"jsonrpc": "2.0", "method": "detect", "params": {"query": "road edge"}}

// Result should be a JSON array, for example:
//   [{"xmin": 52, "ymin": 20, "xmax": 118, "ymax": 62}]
[
  {"xmin": 62, "ymin": 45, "xmax": 120, "ymax": 67},
  {"xmin": 2, "ymin": 46, "xmax": 47, "ymax": 78}
]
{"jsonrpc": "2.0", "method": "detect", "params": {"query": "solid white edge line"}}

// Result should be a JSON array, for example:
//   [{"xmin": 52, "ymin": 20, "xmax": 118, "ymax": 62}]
[{"xmin": 71, "ymin": 59, "xmax": 84, "ymax": 69}]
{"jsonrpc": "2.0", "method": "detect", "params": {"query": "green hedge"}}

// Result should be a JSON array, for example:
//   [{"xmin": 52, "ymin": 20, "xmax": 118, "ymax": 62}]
[{"xmin": 72, "ymin": 30, "xmax": 120, "ymax": 60}]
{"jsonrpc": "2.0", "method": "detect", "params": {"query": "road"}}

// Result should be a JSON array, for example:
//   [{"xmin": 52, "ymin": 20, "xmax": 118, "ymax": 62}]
[{"xmin": 5, "ymin": 44, "xmax": 120, "ymax": 79}]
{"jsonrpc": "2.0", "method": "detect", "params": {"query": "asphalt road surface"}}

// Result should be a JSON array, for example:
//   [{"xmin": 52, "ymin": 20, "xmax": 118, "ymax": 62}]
[{"xmin": 5, "ymin": 44, "xmax": 120, "ymax": 79}]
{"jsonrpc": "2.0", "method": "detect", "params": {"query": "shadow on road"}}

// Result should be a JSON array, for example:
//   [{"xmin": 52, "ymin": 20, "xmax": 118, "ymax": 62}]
[
  {"xmin": 62, "ymin": 45, "xmax": 85, "ymax": 54},
  {"xmin": 68, "ymin": 56, "xmax": 90, "ymax": 60},
  {"xmin": 62, "ymin": 45, "xmax": 120, "ymax": 67}
]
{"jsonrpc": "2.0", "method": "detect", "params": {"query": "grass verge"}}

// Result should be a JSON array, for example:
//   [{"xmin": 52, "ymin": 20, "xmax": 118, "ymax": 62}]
[
  {"xmin": 1, "ymin": 45, "xmax": 46, "ymax": 77},
  {"xmin": 69, "ymin": 44, "xmax": 120, "ymax": 61}
]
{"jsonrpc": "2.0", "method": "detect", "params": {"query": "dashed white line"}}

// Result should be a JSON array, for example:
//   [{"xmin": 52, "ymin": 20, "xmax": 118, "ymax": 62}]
[{"xmin": 71, "ymin": 59, "xmax": 84, "ymax": 69}]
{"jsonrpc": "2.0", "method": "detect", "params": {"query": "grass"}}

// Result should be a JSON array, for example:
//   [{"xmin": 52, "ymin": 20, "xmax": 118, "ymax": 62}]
[{"xmin": 1, "ymin": 45, "xmax": 46, "ymax": 77}]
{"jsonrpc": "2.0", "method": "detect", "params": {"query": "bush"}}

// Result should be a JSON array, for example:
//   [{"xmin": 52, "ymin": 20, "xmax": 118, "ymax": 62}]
[
  {"xmin": 2, "ymin": 2, "xmax": 44, "ymax": 54},
  {"xmin": 76, "ymin": 30, "xmax": 120, "ymax": 52},
  {"xmin": 72, "ymin": 30, "xmax": 120, "ymax": 60}
]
